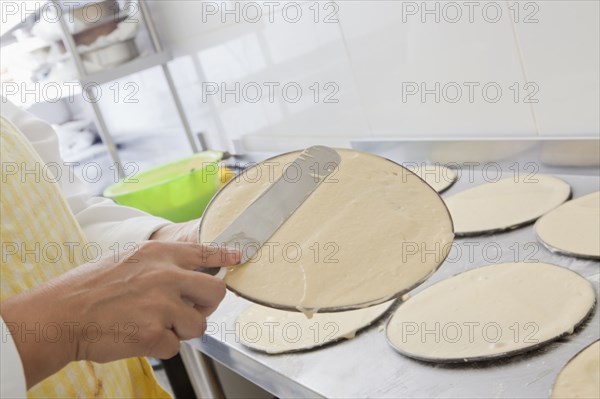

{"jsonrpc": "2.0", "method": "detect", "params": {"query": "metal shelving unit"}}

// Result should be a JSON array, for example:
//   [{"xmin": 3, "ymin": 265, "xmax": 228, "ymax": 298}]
[
  {"xmin": 79, "ymin": 49, "xmax": 170, "ymax": 86},
  {"xmin": 51, "ymin": 0, "xmax": 198, "ymax": 177}
]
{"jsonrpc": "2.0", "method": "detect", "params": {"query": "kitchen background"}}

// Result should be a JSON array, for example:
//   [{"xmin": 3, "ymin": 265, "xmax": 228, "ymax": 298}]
[
  {"xmin": 1, "ymin": 0, "xmax": 599, "ymax": 195},
  {"xmin": 1, "ymin": 2, "xmax": 598, "ymax": 397}
]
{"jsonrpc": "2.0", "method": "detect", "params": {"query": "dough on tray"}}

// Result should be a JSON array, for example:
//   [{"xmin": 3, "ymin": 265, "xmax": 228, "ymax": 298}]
[
  {"xmin": 236, "ymin": 300, "xmax": 395, "ymax": 354},
  {"xmin": 551, "ymin": 340, "xmax": 600, "ymax": 399},
  {"xmin": 386, "ymin": 262, "xmax": 595, "ymax": 362},
  {"xmin": 444, "ymin": 175, "xmax": 571, "ymax": 236},
  {"xmin": 535, "ymin": 191, "xmax": 600, "ymax": 259}
]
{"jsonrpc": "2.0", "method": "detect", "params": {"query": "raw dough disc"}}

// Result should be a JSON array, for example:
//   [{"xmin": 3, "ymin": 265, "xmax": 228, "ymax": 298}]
[
  {"xmin": 199, "ymin": 149, "xmax": 454, "ymax": 312},
  {"xmin": 444, "ymin": 175, "xmax": 571, "ymax": 236},
  {"xmin": 535, "ymin": 191, "xmax": 600, "ymax": 259},
  {"xmin": 404, "ymin": 164, "xmax": 457, "ymax": 193},
  {"xmin": 236, "ymin": 300, "xmax": 395, "ymax": 354},
  {"xmin": 386, "ymin": 262, "xmax": 595, "ymax": 363},
  {"xmin": 551, "ymin": 340, "xmax": 600, "ymax": 399}
]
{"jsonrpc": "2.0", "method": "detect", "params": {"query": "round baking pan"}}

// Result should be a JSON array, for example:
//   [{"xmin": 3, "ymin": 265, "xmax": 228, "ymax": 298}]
[
  {"xmin": 385, "ymin": 262, "xmax": 596, "ymax": 363},
  {"xmin": 534, "ymin": 191, "xmax": 600, "ymax": 260},
  {"xmin": 550, "ymin": 340, "xmax": 600, "ymax": 398},
  {"xmin": 199, "ymin": 149, "xmax": 453, "ymax": 313},
  {"xmin": 236, "ymin": 299, "xmax": 399, "ymax": 355},
  {"xmin": 445, "ymin": 176, "xmax": 572, "ymax": 238}
]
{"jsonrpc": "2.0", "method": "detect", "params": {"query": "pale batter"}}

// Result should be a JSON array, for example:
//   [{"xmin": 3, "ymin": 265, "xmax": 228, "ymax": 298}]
[
  {"xmin": 535, "ymin": 191, "xmax": 600, "ymax": 259},
  {"xmin": 445, "ymin": 175, "xmax": 571, "ymax": 236},
  {"xmin": 236, "ymin": 300, "xmax": 395, "ymax": 354},
  {"xmin": 551, "ymin": 340, "xmax": 600, "ymax": 399},
  {"xmin": 386, "ymin": 262, "xmax": 595, "ymax": 362},
  {"xmin": 199, "ymin": 149, "xmax": 454, "ymax": 312}
]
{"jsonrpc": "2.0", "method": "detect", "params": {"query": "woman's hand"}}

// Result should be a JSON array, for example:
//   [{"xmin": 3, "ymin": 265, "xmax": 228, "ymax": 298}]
[{"xmin": 0, "ymin": 241, "xmax": 240, "ymax": 389}]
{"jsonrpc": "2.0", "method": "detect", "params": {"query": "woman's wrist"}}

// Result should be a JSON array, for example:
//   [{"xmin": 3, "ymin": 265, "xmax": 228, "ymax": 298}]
[{"xmin": 1, "ymin": 285, "xmax": 78, "ymax": 389}]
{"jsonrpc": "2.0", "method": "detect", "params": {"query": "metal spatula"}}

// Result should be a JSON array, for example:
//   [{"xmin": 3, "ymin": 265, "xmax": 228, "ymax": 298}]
[{"xmin": 202, "ymin": 146, "xmax": 341, "ymax": 278}]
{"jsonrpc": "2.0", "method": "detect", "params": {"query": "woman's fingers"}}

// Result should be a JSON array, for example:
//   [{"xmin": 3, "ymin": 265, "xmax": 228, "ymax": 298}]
[
  {"xmin": 176, "ymin": 271, "xmax": 226, "ymax": 312},
  {"xmin": 151, "ymin": 330, "xmax": 181, "ymax": 359},
  {"xmin": 193, "ymin": 243, "xmax": 241, "ymax": 268},
  {"xmin": 169, "ymin": 301, "xmax": 208, "ymax": 340},
  {"xmin": 138, "ymin": 241, "xmax": 241, "ymax": 270},
  {"xmin": 6, "ymin": 239, "xmax": 236, "ymax": 377}
]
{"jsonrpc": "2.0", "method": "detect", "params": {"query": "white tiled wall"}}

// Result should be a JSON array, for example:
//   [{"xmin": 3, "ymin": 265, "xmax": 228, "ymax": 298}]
[
  {"xmin": 338, "ymin": 0, "xmax": 537, "ymax": 138},
  {"xmin": 112, "ymin": 1, "xmax": 598, "ymax": 152},
  {"xmin": 512, "ymin": 0, "xmax": 600, "ymax": 136}
]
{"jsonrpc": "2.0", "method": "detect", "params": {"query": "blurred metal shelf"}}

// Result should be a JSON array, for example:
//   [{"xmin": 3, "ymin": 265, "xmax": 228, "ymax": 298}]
[
  {"xmin": 49, "ymin": 0, "xmax": 198, "ymax": 177},
  {"xmin": 80, "ymin": 50, "xmax": 170, "ymax": 86}
]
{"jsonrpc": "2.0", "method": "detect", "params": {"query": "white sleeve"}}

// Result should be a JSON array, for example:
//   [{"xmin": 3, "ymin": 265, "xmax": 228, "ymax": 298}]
[
  {"xmin": 1, "ymin": 317, "xmax": 27, "ymax": 399},
  {"xmin": 0, "ymin": 99, "xmax": 172, "ymax": 252}
]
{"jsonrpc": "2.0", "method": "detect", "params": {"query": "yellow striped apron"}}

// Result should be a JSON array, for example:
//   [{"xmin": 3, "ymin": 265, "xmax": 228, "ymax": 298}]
[{"xmin": 1, "ymin": 116, "xmax": 171, "ymax": 398}]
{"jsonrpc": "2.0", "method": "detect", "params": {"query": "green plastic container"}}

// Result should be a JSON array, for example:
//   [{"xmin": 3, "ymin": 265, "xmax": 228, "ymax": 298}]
[{"xmin": 104, "ymin": 151, "xmax": 224, "ymax": 222}]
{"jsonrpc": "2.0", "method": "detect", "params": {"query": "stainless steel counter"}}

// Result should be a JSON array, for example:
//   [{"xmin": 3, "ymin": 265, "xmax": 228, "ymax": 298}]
[{"xmin": 187, "ymin": 140, "xmax": 600, "ymax": 398}]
